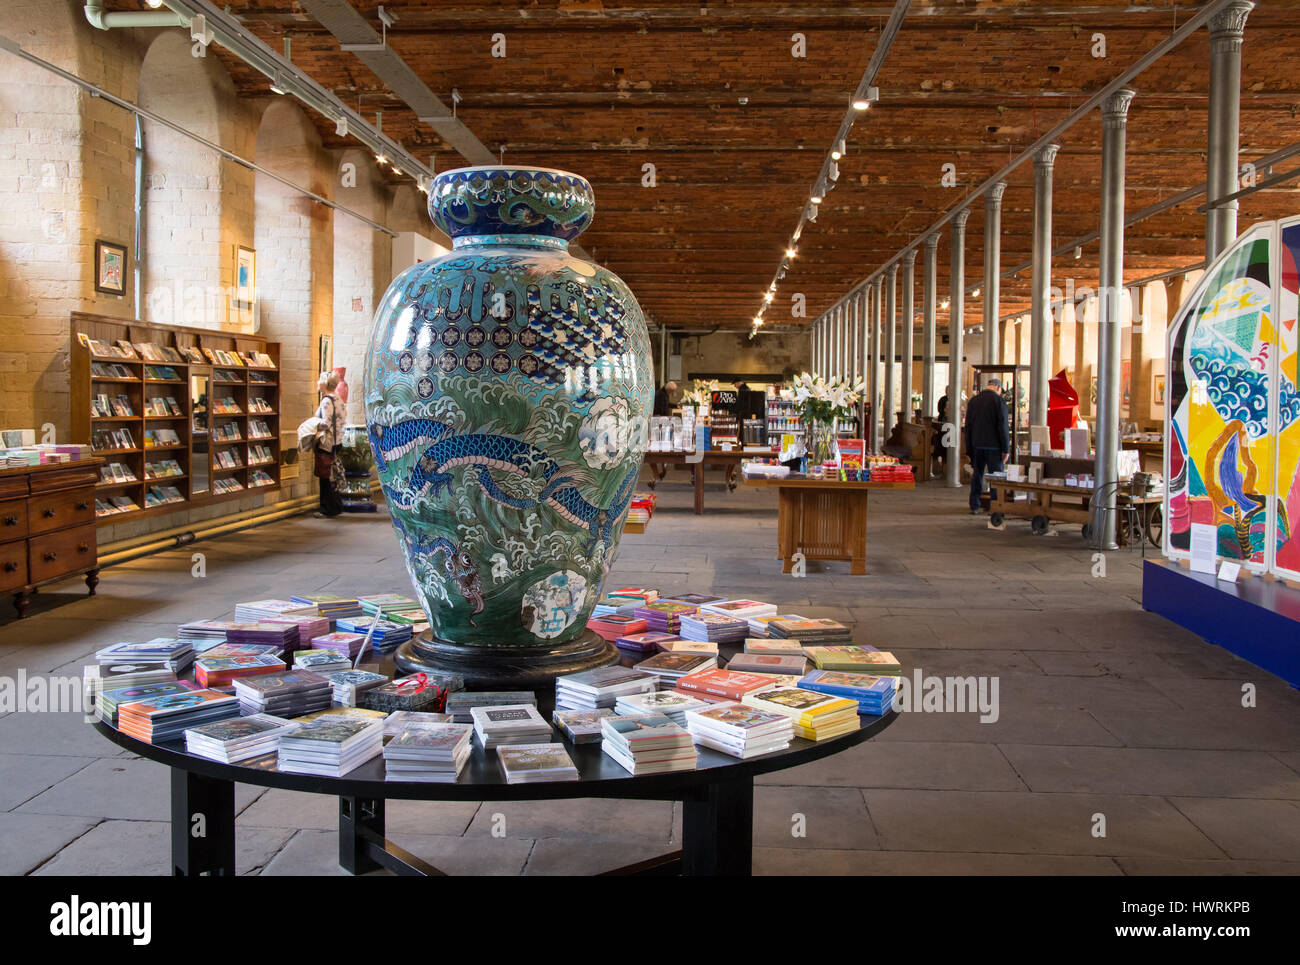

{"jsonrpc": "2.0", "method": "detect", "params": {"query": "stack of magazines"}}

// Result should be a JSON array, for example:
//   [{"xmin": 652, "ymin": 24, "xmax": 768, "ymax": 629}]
[
  {"xmin": 471, "ymin": 704, "xmax": 551, "ymax": 749},
  {"xmin": 614, "ymin": 689, "xmax": 709, "ymax": 727},
  {"xmin": 685, "ymin": 702, "xmax": 793, "ymax": 759},
  {"xmin": 600, "ymin": 713, "xmax": 698, "ymax": 775},
  {"xmin": 496, "ymin": 743, "xmax": 579, "ymax": 784},
  {"xmin": 382, "ymin": 722, "xmax": 473, "ymax": 782},
  {"xmin": 799, "ymin": 669, "xmax": 896, "ymax": 716},
  {"xmin": 277, "ymin": 717, "xmax": 384, "ymax": 776},
  {"xmin": 554, "ymin": 666, "xmax": 656, "ymax": 711},
  {"xmin": 117, "ymin": 689, "xmax": 240, "ymax": 744},
  {"xmin": 233, "ymin": 670, "xmax": 332, "ymax": 717},
  {"xmin": 185, "ymin": 714, "xmax": 300, "ymax": 763}
]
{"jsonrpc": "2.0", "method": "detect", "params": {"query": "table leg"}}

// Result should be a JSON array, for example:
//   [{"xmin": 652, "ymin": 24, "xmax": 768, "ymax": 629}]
[
  {"xmin": 693, "ymin": 464, "xmax": 704, "ymax": 515},
  {"xmin": 725, "ymin": 464, "xmax": 737, "ymax": 492},
  {"xmin": 850, "ymin": 493, "xmax": 868, "ymax": 576},
  {"xmin": 13, "ymin": 591, "xmax": 28, "ymax": 619},
  {"xmin": 778, "ymin": 488, "xmax": 795, "ymax": 570},
  {"xmin": 339, "ymin": 796, "xmax": 386, "ymax": 875},
  {"xmin": 170, "ymin": 768, "xmax": 235, "ymax": 876},
  {"xmin": 682, "ymin": 775, "xmax": 753, "ymax": 875}
]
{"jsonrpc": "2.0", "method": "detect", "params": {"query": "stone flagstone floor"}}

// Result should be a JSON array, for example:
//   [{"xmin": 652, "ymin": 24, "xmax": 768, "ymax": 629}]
[{"xmin": 2, "ymin": 468, "xmax": 1299, "ymax": 875}]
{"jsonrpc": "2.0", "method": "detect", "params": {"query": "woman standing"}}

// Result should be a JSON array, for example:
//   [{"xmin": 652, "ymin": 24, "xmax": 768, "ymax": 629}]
[{"xmin": 313, "ymin": 371, "xmax": 345, "ymax": 517}]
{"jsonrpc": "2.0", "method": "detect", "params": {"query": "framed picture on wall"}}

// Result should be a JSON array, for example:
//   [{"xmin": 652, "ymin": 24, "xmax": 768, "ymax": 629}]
[
  {"xmin": 1153, "ymin": 372, "xmax": 1167, "ymax": 408},
  {"xmin": 235, "ymin": 245, "xmax": 256, "ymax": 309},
  {"xmin": 94, "ymin": 240, "xmax": 127, "ymax": 296},
  {"xmin": 318, "ymin": 335, "xmax": 332, "ymax": 378}
]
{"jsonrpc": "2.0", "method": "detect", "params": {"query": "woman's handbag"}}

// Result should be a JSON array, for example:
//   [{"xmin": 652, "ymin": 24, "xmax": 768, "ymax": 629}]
[{"xmin": 314, "ymin": 447, "xmax": 335, "ymax": 479}]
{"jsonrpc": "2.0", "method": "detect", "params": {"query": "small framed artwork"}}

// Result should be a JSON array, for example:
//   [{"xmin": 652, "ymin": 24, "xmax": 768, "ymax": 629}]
[
  {"xmin": 1152, "ymin": 372, "xmax": 1167, "ymax": 407},
  {"xmin": 94, "ymin": 240, "xmax": 127, "ymax": 296},
  {"xmin": 235, "ymin": 245, "xmax": 256, "ymax": 310}
]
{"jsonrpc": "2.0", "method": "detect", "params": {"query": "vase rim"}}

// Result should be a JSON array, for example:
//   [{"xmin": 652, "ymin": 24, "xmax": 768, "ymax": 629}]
[{"xmin": 435, "ymin": 165, "xmax": 590, "ymax": 183}]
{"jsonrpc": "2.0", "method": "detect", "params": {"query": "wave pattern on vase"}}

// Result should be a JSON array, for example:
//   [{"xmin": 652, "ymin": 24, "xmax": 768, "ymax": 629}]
[{"xmin": 364, "ymin": 167, "xmax": 652, "ymax": 651}]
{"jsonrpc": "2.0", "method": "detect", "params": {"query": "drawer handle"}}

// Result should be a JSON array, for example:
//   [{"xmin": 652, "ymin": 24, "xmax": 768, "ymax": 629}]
[
  {"xmin": 3, "ymin": 562, "xmax": 16, "ymax": 573},
  {"xmin": 43, "ymin": 551, "xmax": 57, "ymax": 562},
  {"xmin": 2, "ymin": 515, "xmax": 15, "ymax": 525},
  {"xmin": 42, "ymin": 508, "xmax": 56, "ymax": 518},
  {"xmin": 76, "ymin": 501, "xmax": 89, "ymax": 511},
  {"xmin": 77, "ymin": 543, "xmax": 90, "ymax": 553}
]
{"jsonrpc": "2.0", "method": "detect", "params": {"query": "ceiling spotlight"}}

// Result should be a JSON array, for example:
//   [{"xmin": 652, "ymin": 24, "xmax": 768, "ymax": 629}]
[
  {"xmin": 941, "ymin": 298, "xmax": 950, "ymax": 310},
  {"xmin": 829, "ymin": 161, "xmax": 840, "ymax": 182},
  {"xmin": 786, "ymin": 247, "xmax": 797, "ymax": 259},
  {"xmin": 145, "ymin": 0, "xmax": 164, "ymax": 7},
  {"xmin": 1074, "ymin": 246, "xmax": 1083, "ymax": 260},
  {"xmin": 831, "ymin": 138, "xmax": 846, "ymax": 160},
  {"xmin": 269, "ymin": 72, "xmax": 288, "ymax": 95},
  {"xmin": 852, "ymin": 99, "xmax": 870, "ymax": 111},
  {"xmin": 810, "ymin": 194, "xmax": 823, "ymax": 205},
  {"xmin": 807, "ymin": 203, "xmax": 818, "ymax": 223},
  {"xmin": 852, "ymin": 87, "xmax": 880, "ymax": 111},
  {"xmin": 972, "ymin": 287, "xmax": 981, "ymax": 297},
  {"xmin": 375, "ymin": 153, "xmax": 388, "ymax": 166},
  {"xmin": 335, "ymin": 114, "xmax": 348, "ymax": 137},
  {"xmin": 764, "ymin": 292, "xmax": 774, "ymax": 303}
]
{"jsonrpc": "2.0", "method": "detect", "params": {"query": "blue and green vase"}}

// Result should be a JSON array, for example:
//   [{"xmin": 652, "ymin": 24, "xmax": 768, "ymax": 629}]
[{"xmin": 363, "ymin": 166, "xmax": 652, "ymax": 686}]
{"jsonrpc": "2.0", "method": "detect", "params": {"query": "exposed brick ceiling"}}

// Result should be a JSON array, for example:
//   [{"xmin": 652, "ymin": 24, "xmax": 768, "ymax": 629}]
[{"xmin": 121, "ymin": 1, "xmax": 1300, "ymax": 333}]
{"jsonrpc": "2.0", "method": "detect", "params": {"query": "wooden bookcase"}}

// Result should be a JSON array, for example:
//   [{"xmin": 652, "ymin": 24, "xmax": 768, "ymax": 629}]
[{"xmin": 69, "ymin": 312, "xmax": 282, "ymax": 525}]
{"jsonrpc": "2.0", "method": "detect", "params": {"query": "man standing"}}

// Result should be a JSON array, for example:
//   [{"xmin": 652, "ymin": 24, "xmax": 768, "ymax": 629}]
[
  {"xmin": 653, "ymin": 379, "xmax": 677, "ymax": 417},
  {"xmin": 964, "ymin": 377, "xmax": 1010, "ymax": 514}
]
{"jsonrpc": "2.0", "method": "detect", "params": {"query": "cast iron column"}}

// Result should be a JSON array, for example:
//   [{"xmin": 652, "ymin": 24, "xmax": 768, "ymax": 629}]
[
  {"xmin": 1096, "ymin": 88, "xmax": 1136, "ymax": 550},
  {"xmin": 1206, "ymin": 1, "xmax": 1253, "ymax": 262},
  {"xmin": 945, "ymin": 209, "xmax": 970, "ymax": 487},
  {"xmin": 922, "ymin": 233, "xmax": 939, "ymax": 418},
  {"xmin": 884, "ymin": 264, "xmax": 898, "ymax": 440},
  {"xmin": 983, "ymin": 182, "xmax": 1007, "ymax": 365},
  {"xmin": 869, "ymin": 279, "xmax": 882, "ymax": 450},
  {"xmin": 901, "ymin": 249, "xmax": 916, "ymax": 423},
  {"xmin": 1030, "ymin": 144, "xmax": 1059, "ymax": 426}
]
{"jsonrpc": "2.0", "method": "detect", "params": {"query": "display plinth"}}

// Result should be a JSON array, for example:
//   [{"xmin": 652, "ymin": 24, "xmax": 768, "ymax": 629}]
[
  {"xmin": 393, "ymin": 627, "xmax": 620, "ymax": 690},
  {"xmin": 1142, "ymin": 559, "xmax": 1300, "ymax": 687}
]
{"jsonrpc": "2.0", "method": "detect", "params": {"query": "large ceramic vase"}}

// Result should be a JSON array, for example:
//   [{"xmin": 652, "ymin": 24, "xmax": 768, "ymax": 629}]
[{"xmin": 364, "ymin": 166, "xmax": 653, "ymax": 687}]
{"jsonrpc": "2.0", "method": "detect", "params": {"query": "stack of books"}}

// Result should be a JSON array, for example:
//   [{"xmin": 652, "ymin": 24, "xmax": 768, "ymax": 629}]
[
  {"xmin": 634, "ymin": 651, "xmax": 716, "ymax": 684},
  {"xmin": 199, "ymin": 642, "xmax": 281, "ymax": 660},
  {"xmin": 325, "ymin": 669, "xmax": 387, "ymax": 706},
  {"xmin": 769, "ymin": 618, "xmax": 853, "ymax": 646},
  {"xmin": 95, "ymin": 639, "xmax": 195, "ymax": 675},
  {"xmin": 194, "ymin": 652, "xmax": 286, "ymax": 688},
  {"xmin": 85, "ymin": 661, "xmax": 175, "ymax": 694},
  {"xmin": 185, "ymin": 714, "xmax": 299, "ymax": 763},
  {"xmin": 700, "ymin": 599, "xmax": 777, "ymax": 624},
  {"xmin": 471, "ymin": 704, "xmax": 552, "ymax": 749},
  {"xmin": 290, "ymin": 593, "xmax": 363, "ymax": 619},
  {"xmin": 634, "ymin": 600, "xmax": 697, "ymax": 634},
  {"xmin": 234, "ymin": 599, "xmax": 319, "ymax": 622},
  {"xmin": 799, "ymin": 670, "xmax": 897, "ymax": 715},
  {"xmin": 678, "ymin": 611, "xmax": 748, "ymax": 644},
  {"xmin": 607, "ymin": 587, "xmax": 659, "ymax": 606},
  {"xmin": 233, "ymin": 670, "xmax": 332, "ymax": 717},
  {"xmin": 676, "ymin": 668, "xmax": 781, "ymax": 703},
  {"xmin": 264, "ymin": 615, "xmax": 331, "ymax": 646},
  {"xmin": 334, "ymin": 616, "xmax": 413, "ymax": 652},
  {"xmin": 497, "ymin": 743, "xmax": 580, "ymax": 783},
  {"xmin": 586, "ymin": 613, "xmax": 648, "ymax": 641},
  {"xmin": 357, "ymin": 593, "xmax": 424, "ymax": 624},
  {"xmin": 95, "ymin": 680, "xmax": 197, "ymax": 725},
  {"xmin": 552, "ymin": 707, "xmax": 615, "ymax": 744},
  {"xmin": 293, "ymin": 648, "xmax": 351, "ymax": 675},
  {"xmin": 590, "ymin": 595, "xmax": 640, "ymax": 618},
  {"xmin": 554, "ymin": 666, "xmax": 656, "ymax": 711},
  {"xmin": 664, "ymin": 592, "xmax": 724, "ymax": 606},
  {"xmin": 744, "ymin": 637, "xmax": 805, "ymax": 657},
  {"xmin": 360, "ymin": 675, "xmax": 446, "ymax": 714},
  {"xmin": 383, "ymin": 722, "xmax": 473, "ymax": 782},
  {"xmin": 277, "ymin": 717, "xmax": 385, "ymax": 777},
  {"xmin": 117, "ymin": 689, "xmax": 239, "ymax": 744},
  {"xmin": 614, "ymin": 630, "xmax": 681, "ymax": 654},
  {"xmin": 661, "ymin": 639, "xmax": 719, "ymax": 656},
  {"xmin": 383, "ymin": 710, "xmax": 453, "ymax": 737},
  {"xmin": 804, "ymin": 647, "xmax": 901, "ymax": 675},
  {"xmin": 311, "ymin": 631, "xmax": 367, "ymax": 659},
  {"xmin": 601, "ymin": 713, "xmax": 698, "ymax": 775},
  {"xmin": 746, "ymin": 612, "xmax": 808, "ymax": 638},
  {"xmin": 177, "ymin": 619, "xmax": 236, "ymax": 647},
  {"xmin": 224, "ymin": 622, "xmax": 300, "ymax": 654},
  {"xmin": 614, "ymin": 689, "xmax": 709, "ymax": 727},
  {"xmin": 742, "ymin": 686, "xmax": 860, "ymax": 741},
  {"xmin": 685, "ymin": 702, "xmax": 794, "ymax": 759},
  {"xmin": 726, "ymin": 651, "xmax": 807, "ymax": 676},
  {"xmin": 445, "ymin": 690, "xmax": 536, "ymax": 723}
]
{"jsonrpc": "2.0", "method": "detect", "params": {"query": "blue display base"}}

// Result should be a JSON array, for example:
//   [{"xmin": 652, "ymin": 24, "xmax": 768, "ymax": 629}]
[{"xmin": 1142, "ymin": 559, "xmax": 1300, "ymax": 688}]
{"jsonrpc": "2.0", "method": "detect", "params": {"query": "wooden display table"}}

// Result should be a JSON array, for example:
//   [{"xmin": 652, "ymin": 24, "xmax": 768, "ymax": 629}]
[
  {"xmin": 1122, "ymin": 438, "xmax": 1164, "ymax": 473},
  {"xmin": 643, "ymin": 449, "xmax": 756, "ymax": 515},
  {"xmin": 744, "ymin": 475, "xmax": 915, "ymax": 575},
  {"xmin": 0, "ymin": 458, "xmax": 103, "ymax": 617},
  {"xmin": 987, "ymin": 477, "xmax": 1161, "ymax": 546}
]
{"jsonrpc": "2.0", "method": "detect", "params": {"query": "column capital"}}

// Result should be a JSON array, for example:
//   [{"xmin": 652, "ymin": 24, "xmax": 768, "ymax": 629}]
[
  {"xmin": 924, "ymin": 232, "xmax": 940, "ymax": 252},
  {"xmin": 952, "ymin": 208, "xmax": 970, "ymax": 231},
  {"xmin": 1209, "ymin": 1, "xmax": 1253, "ymax": 44},
  {"xmin": 1102, "ymin": 87, "xmax": 1136, "ymax": 124},
  {"xmin": 986, "ymin": 181, "xmax": 1008, "ymax": 207},
  {"xmin": 886, "ymin": 262, "xmax": 899, "ymax": 279},
  {"xmin": 903, "ymin": 248, "xmax": 918, "ymax": 267},
  {"xmin": 1034, "ymin": 143, "xmax": 1061, "ymax": 170}
]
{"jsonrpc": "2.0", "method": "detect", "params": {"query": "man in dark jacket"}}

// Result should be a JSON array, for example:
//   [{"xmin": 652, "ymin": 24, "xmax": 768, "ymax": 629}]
[
  {"xmin": 653, "ymin": 380, "xmax": 677, "ymax": 417},
  {"xmin": 964, "ymin": 377, "xmax": 1010, "ymax": 513}
]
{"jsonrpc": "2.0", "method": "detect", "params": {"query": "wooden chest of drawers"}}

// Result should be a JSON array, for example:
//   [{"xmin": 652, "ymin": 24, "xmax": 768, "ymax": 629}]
[{"xmin": 0, "ymin": 459, "xmax": 103, "ymax": 618}]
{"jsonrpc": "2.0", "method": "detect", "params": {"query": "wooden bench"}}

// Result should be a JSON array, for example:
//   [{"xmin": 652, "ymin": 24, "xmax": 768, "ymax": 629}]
[{"xmin": 883, "ymin": 422, "xmax": 934, "ymax": 482}]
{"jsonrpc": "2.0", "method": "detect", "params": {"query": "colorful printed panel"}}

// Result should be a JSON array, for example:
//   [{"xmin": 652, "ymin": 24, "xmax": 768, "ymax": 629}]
[
  {"xmin": 1275, "ymin": 219, "xmax": 1300, "ymax": 578},
  {"xmin": 1166, "ymin": 218, "xmax": 1300, "ymax": 577}
]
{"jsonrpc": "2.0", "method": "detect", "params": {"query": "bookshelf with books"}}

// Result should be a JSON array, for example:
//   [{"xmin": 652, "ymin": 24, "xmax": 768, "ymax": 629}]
[{"xmin": 70, "ymin": 312, "xmax": 282, "ymax": 524}]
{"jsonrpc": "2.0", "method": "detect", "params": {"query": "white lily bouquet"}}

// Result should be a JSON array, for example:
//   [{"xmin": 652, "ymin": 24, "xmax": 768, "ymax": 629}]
[
  {"xmin": 680, "ymin": 378, "xmax": 719, "ymax": 407},
  {"xmin": 791, "ymin": 372, "xmax": 866, "ymax": 468}
]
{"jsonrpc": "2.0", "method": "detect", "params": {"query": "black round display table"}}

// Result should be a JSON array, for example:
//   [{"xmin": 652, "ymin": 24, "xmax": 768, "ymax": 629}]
[{"xmin": 92, "ymin": 709, "xmax": 895, "ymax": 877}]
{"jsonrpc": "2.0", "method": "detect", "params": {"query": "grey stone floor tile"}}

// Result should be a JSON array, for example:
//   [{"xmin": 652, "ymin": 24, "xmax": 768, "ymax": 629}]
[
  {"xmin": 258, "ymin": 829, "xmax": 382, "ymax": 876},
  {"xmin": 865, "ymin": 789, "xmax": 1224, "ymax": 858},
  {"xmin": 523, "ymin": 837, "xmax": 675, "ymax": 875},
  {"xmin": 1143, "ymin": 674, "xmax": 1300, "ymax": 713},
  {"xmin": 754, "ymin": 847, "xmax": 1123, "ymax": 876},
  {"xmin": 1167, "ymin": 798, "xmax": 1300, "ymax": 860},
  {"xmin": 0, "ymin": 753, "xmax": 96, "ymax": 811},
  {"xmin": 18, "ymin": 758, "xmax": 260, "ymax": 820},
  {"xmin": 463, "ymin": 797, "xmax": 674, "ymax": 841},
  {"xmin": 1114, "ymin": 856, "xmax": 1300, "ymax": 875},
  {"xmin": 1027, "ymin": 650, "xmax": 1185, "ymax": 678},
  {"xmin": 876, "ymin": 704, "xmax": 1122, "ymax": 746},
  {"xmin": 758, "ymin": 740, "xmax": 1026, "ymax": 791},
  {"xmin": 1088, "ymin": 705, "xmax": 1300, "ymax": 752},
  {"xmin": 0, "ymin": 709, "xmax": 130, "ymax": 758},
  {"xmin": 236, "ymin": 788, "xmax": 479, "ymax": 836},
  {"xmin": 753, "ymin": 785, "xmax": 877, "ymax": 850},
  {"xmin": 1273, "ymin": 751, "xmax": 1300, "ymax": 777},
  {"xmin": 32, "ymin": 819, "xmax": 294, "ymax": 876},
  {"xmin": 0, "ymin": 812, "xmax": 98, "ymax": 875},
  {"xmin": 999, "ymin": 745, "xmax": 1300, "ymax": 798}
]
